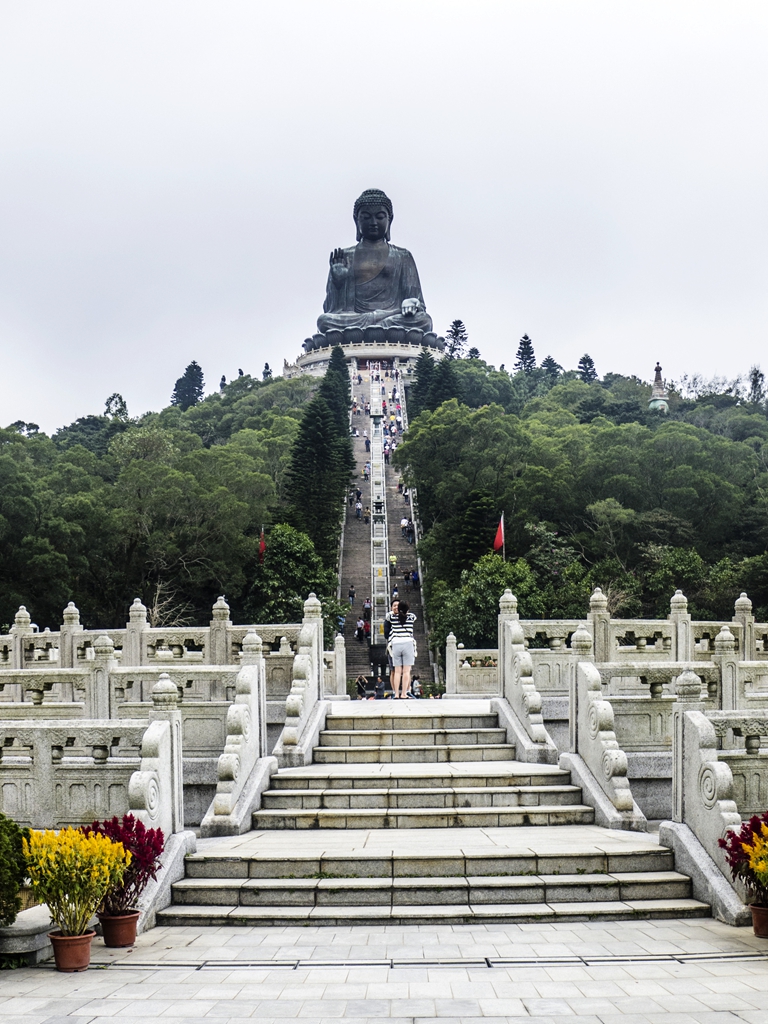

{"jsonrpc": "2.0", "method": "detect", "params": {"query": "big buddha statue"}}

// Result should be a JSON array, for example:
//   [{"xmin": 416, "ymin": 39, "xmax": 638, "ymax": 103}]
[{"xmin": 317, "ymin": 188, "xmax": 433, "ymax": 336}]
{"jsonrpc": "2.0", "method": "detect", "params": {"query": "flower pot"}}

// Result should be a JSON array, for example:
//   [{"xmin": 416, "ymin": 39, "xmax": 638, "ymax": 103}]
[
  {"xmin": 98, "ymin": 911, "xmax": 140, "ymax": 947},
  {"xmin": 751, "ymin": 904, "xmax": 768, "ymax": 938},
  {"xmin": 49, "ymin": 930, "xmax": 95, "ymax": 972}
]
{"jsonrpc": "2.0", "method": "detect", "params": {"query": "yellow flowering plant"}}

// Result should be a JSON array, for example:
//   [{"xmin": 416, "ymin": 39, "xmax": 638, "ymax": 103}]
[
  {"xmin": 719, "ymin": 811, "xmax": 768, "ymax": 905},
  {"xmin": 23, "ymin": 828, "xmax": 131, "ymax": 935}
]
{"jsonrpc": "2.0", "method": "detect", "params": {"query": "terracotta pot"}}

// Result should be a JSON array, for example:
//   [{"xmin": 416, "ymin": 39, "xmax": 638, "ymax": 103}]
[
  {"xmin": 751, "ymin": 904, "xmax": 768, "ymax": 938},
  {"xmin": 49, "ymin": 930, "xmax": 95, "ymax": 972},
  {"xmin": 98, "ymin": 911, "xmax": 140, "ymax": 948}
]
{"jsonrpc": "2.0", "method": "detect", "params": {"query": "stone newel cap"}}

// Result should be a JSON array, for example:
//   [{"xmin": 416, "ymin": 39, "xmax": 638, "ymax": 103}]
[
  {"xmin": 152, "ymin": 672, "xmax": 179, "ymax": 708},
  {"xmin": 714, "ymin": 625, "xmax": 737, "ymax": 652},
  {"xmin": 589, "ymin": 588, "xmax": 608, "ymax": 612},
  {"xmin": 304, "ymin": 593, "xmax": 323, "ymax": 618},
  {"xmin": 734, "ymin": 592, "xmax": 752, "ymax": 614},
  {"xmin": 676, "ymin": 669, "xmax": 702, "ymax": 701},
  {"xmin": 669, "ymin": 589, "xmax": 688, "ymax": 612},
  {"xmin": 129, "ymin": 597, "xmax": 147, "ymax": 622},
  {"xmin": 212, "ymin": 596, "xmax": 231, "ymax": 620},
  {"xmin": 570, "ymin": 623, "xmax": 593, "ymax": 653},
  {"xmin": 93, "ymin": 634, "xmax": 115, "ymax": 658},
  {"xmin": 62, "ymin": 601, "xmax": 80, "ymax": 625},
  {"xmin": 14, "ymin": 606, "xmax": 31, "ymax": 629},
  {"xmin": 499, "ymin": 589, "xmax": 518, "ymax": 614},
  {"xmin": 241, "ymin": 631, "xmax": 262, "ymax": 664}
]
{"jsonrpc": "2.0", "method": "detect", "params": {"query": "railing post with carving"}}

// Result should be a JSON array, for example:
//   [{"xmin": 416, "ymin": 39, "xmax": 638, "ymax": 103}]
[
  {"xmin": 498, "ymin": 589, "xmax": 519, "ymax": 666},
  {"xmin": 10, "ymin": 606, "xmax": 33, "ymax": 669},
  {"xmin": 125, "ymin": 598, "xmax": 147, "ymax": 667},
  {"xmin": 334, "ymin": 632, "xmax": 347, "ymax": 697},
  {"xmin": 445, "ymin": 633, "xmax": 458, "ymax": 694},
  {"xmin": 672, "ymin": 669, "xmax": 706, "ymax": 822},
  {"xmin": 59, "ymin": 602, "xmax": 82, "ymax": 668},
  {"xmin": 146, "ymin": 673, "xmax": 184, "ymax": 833},
  {"xmin": 669, "ymin": 590, "xmax": 693, "ymax": 661},
  {"xmin": 92, "ymin": 634, "xmax": 116, "ymax": 719},
  {"xmin": 209, "ymin": 596, "xmax": 231, "ymax": 665},
  {"xmin": 733, "ymin": 592, "xmax": 754, "ymax": 661},
  {"xmin": 303, "ymin": 592, "xmax": 324, "ymax": 692},
  {"xmin": 569, "ymin": 624, "xmax": 594, "ymax": 753},
  {"xmin": 713, "ymin": 625, "xmax": 738, "ymax": 710},
  {"xmin": 588, "ymin": 588, "xmax": 611, "ymax": 662}
]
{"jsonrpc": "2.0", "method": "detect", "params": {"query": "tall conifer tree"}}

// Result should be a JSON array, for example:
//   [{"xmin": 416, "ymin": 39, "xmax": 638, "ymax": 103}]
[{"xmin": 513, "ymin": 335, "xmax": 536, "ymax": 375}]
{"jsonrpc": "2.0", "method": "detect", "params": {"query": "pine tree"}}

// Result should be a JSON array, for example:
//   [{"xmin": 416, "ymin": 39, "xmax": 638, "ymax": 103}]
[
  {"xmin": 541, "ymin": 355, "xmax": 563, "ymax": 382},
  {"xmin": 748, "ymin": 365, "xmax": 765, "ymax": 405},
  {"xmin": 410, "ymin": 349, "xmax": 436, "ymax": 417},
  {"xmin": 513, "ymin": 335, "xmax": 536, "ymax": 374},
  {"xmin": 170, "ymin": 361, "xmax": 205, "ymax": 410},
  {"xmin": 425, "ymin": 357, "xmax": 461, "ymax": 411},
  {"xmin": 285, "ymin": 395, "xmax": 349, "ymax": 565},
  {"xmin": 262, "ymin": 363, "xmax": 272, "ymax": 380},
  {"xmin": 577, "ymin": 354, "xmax": 598, "ymax": 383},
  {"xmin": 445, "ymin": 320, "xmax": 469, "ymax": 360},
  {"xmin": 467, "ymin": 347, "xmax": 480, "ymax": 360}
]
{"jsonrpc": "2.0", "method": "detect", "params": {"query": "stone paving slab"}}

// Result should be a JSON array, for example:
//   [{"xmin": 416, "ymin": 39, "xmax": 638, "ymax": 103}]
[{"xmin": 2, "ymin": 919, "xmax": 766, "ymax": 1023}]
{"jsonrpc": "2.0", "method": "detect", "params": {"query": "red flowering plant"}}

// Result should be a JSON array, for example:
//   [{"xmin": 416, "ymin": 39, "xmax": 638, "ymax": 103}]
[
  {"xmin": 718, "ymin": 811, "xmax": 768, "ymax": 906},
  {"xmin": 81, "ymin": 814, "xmax": 165, "ymax": 915}
]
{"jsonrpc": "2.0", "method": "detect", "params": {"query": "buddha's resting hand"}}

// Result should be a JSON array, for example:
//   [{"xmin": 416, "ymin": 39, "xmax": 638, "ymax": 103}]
[
  {"xmin": 401, "ymin": 297, "xmax": 423, "ymax": 317},
  {"xmin": 330, "ymin": 248, "xmax": 349, "ymax": 283}
]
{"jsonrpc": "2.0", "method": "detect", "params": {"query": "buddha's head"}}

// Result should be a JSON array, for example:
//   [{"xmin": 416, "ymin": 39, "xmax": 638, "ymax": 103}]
[{"xmin": 354, "ymin": 188, "xmax": 393, "ymax": 242}]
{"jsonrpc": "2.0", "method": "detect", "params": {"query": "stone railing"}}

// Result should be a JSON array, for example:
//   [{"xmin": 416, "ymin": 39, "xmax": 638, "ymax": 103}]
[
  {"xmin": 0, "ymin": 675, "xmax": 183, "ymax": 835},
  {"xmin": 560, "ymin": 655, "xmax": 646, "ymax": 829},
  {"xmin": 272, "ymin": 595, "xmax": 327, "ymax": 767},
  {"xmin": 444, "ymin": 636, "xmax": 500, "ymax": 697},
  {"xmin": 200, "ymin": 632, "xmax": 276, "ymax": 836},
  {"xmin": 497, "ymin": 616, "xmax": 558, "ymax": 763},
  {"xmin": 0, "ymin": 597, "xmax": 302, "ymax": 670}
]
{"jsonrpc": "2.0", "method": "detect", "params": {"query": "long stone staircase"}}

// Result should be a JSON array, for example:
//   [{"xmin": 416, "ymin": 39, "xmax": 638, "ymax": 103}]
[{"xmin": 158, "ymin": 702, "xmax": 710, "ymax": 926}]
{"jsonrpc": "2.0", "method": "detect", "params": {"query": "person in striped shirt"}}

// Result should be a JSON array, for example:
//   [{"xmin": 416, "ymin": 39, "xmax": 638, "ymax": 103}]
[{"xmin": 386, "ymin": 600, "xmax": 417, "ymax": 699}]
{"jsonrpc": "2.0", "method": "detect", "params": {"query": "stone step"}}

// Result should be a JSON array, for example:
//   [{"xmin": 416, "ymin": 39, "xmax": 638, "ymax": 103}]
[
  {"xmin": 184, "ymin": 844, "xmax": 676, "ymax": 879},
  {"xmin": 312, "ymin": 743, "xmax": 517, "ymax": 764},
  {"xmin": 251, "ymin": 803, "xmax": 595, "ymax": 829},
  {"xmin": 269, "ymin": 766, "xmax": 573, "ymax": 790},
  {"xmin": 261, "ymin": 784, "xmax": 584, "ymax": 810},
  {"xmin": 170, "ymin": 869, "xmax": 693, "ymax": 908},
  {"xmin": 158, "ymin": 896, "xmax": 709, "ymax": 927},
  {"xmin": 325, "ymin": 714, "xmax": 500, "ymax": 730},
  {"xmin": 318, "ymin": 727, "xmax": 508, "ymax": 747}
]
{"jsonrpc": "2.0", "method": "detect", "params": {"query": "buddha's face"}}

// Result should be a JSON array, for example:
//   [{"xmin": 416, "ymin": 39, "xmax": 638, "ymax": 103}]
[{"xmin": 356, "ymin": 205, "xmax": 390, "ymax": 241}]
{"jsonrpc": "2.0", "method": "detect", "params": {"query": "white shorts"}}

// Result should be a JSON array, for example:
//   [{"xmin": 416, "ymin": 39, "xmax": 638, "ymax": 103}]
[{"xmin": 390, "ymin": 639, "xmax": 415, "ymax": 667}]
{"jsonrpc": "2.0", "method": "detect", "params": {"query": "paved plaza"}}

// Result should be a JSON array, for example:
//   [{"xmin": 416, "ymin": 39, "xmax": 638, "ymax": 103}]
[{"xmin": 1, "ymin": 917, "xmax": 766, "ymax": 1024}]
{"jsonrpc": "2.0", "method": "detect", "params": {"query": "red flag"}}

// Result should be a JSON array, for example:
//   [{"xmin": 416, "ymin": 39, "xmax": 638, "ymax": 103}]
[
  {"xmin": 258, "ymin": 528, "xmax": 266, "ymax": 564},
  {"xmin": 493, "ymin": 513, "xmax": 504, "ymax": 553}
]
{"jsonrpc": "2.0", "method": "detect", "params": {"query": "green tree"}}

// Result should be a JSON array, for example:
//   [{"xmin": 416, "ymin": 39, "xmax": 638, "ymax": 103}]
[
  {"xmin": 170, "ymin": 361, "xmax": 205, "ymax": 410},
  {"xmin": 467, "ymin": 347, "xmax": 480, "ymax": 360},
  {"xmin": 243, "ymin": 523, "xmax": 342, "ymax": 644},
  {"xmin": 262, "ymin": 363, "xmax": 273, "ymax": 380},
  {"xmin": 425, "ymin": 357, "xmax": 462, "ymax": 411},
  {"xmin": 514, "ymin": 335, "xmax": 536, "ymax": 374},
  {"xmin": 445, "ymin": 320, "xmax": 469, "ymax": 360},
  {"xmin": 577, "ymin": 354, "xmax": 598, "ymax": 382},
  {"xmin": 541, "ymin": 355, "xmax": 562, "ymax": 382},
  {"xmin": 409, "ymin": 349, "xmax": 436, "ymax": 416}
]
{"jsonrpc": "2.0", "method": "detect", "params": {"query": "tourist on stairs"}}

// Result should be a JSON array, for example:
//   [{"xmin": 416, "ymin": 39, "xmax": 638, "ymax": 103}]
[{"xmin": 386, "ymin": 600, "xmax": 417, "ymax": 699}]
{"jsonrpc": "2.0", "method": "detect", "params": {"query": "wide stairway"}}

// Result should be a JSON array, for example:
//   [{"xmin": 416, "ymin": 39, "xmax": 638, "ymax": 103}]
[{"xmin": 158, "ymin": 702, "xmax": 710, "ymax": 925}]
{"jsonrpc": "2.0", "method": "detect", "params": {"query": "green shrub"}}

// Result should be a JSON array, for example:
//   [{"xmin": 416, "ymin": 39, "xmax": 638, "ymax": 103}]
[{"xmin": 0, "ymin": 814, "xmax": 29, "ymax": 926}]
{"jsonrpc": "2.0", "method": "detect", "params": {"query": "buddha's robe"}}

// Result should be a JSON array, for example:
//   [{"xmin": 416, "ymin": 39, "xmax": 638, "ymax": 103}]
[{"xmin": 318, "ymin": 243, "xmax": 433, "ymax": 334}]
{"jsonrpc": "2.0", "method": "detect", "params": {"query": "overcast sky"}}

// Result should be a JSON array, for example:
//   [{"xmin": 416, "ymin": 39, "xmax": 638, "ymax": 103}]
[{"xmin": 1, "ymin": 1, "xmax": 766, "ymax": 433}]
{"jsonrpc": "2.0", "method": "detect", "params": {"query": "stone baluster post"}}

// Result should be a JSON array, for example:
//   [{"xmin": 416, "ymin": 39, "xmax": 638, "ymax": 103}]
[
  {"xmin": 59, "ymin": 602, "xmax": 83, "ymax": 669},
  {"xmin": 149, "ymin": 674, "xmax": 184, "ymax": 833},
  {"xmin": 497, "ymin": 589, "xmax": 519, "ymax": 669},
  {"xmin": 303, "ymin": 593, "xmax": 324, "ymax": 687},
  {"xmin": 713, "ymin": 624, "xmax": 738, "ymax": 711},
  {"xmin": 568, "ymin": 624, "xmax": 594, "ymax": 753},
  {"xmin": 92, "ymin": 635, "xmax": 117, "ymax": 719},
  {"xmin": 241, "ymin": 630, "xmax": 266, "ymax": 756},
  {"xmin": 445, "ymin": 633, "xmax": 458, "ymax": 694},
  {"xmin": 124, "ymin": 598, "xmax": 148, "ymax": 667},
  {"xmin": 334, "ymin": 633, "xmax": 347, "ymax": 697},
  {"xmin": 10, "ymin": 606, "xmax": 33, "ymax": 669},
  {"xmin": 672, "ymin": 669, "xmax": 706, "ymax": 821},
  {"xmin": 208, "ymin": 596, "xmax": 232, "ymax": 665},
  {"xmin": 588, "ymin": 588, "xmax": 611, "ymax": 662},
  {"xmin": 732, "ymin": 592, "xmax": 755, "ymax": 660},
  {"xmin": 668, "ymin": 590, "xmax": 693, "ymax": 661}
]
